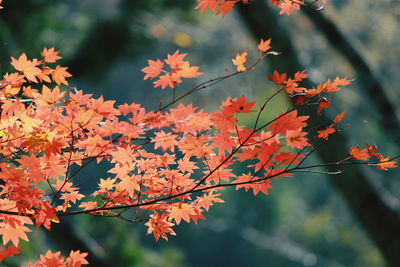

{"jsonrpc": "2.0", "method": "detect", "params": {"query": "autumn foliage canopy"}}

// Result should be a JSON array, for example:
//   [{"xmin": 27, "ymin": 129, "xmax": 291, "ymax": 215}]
[{"xmin": 0, "ymin": 0, "xmax": 397, "ymax": 265}]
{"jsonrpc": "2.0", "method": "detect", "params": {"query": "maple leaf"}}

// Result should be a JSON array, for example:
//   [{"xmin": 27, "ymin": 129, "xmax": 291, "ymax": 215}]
[
  {"xmin": 216, "ymin": 1, "xmax": 236, "ymax": 17},
  {"xmin": 325, "ymin": 77, "xmax": 351, "ymax": 93},
  {"xmin": 376, "ymin": 156, "xmax": 397, "ymax": 170},
  {"xmin": 258, "ymin": 38, "xmax": 272, "ymax": 52},
  {"xmin": 117, "ymin": 175, "xmax": 140, "ymax": 197},
  {"xmin": 196, "ymin": 192, "xmax": 224, "ymax": 211},
  {"xmin": 17, "ymin": 155, "xmax": 46, "ymax": 184},
  {"xmin": 66, "ymin": 250, "xmax": 89, "ymax": 266},
  {"xmin": 10, "ymin": 53, "xmax": 41, "ymax": 83},
  {"xmin": 317, "ymin": 126, "xmax": 336, "ymax": 140},
  {"xmin": 37, "ymin": 67, "xmax": 52, "ymax": 83},
  {"xmin": 41, "ymin": 47, "xmax": 62, "ymax": 63},
  {"xmin": 268, "ymin": 70, "xmax": 286, "ymax": 85},
  {"xmin": 222, "ymin": 95, "xmax": 256, "ymax": 114},
  {"xmin": 279, "ymin": 0, "xmax": 304, "ymax": 15},
  {"xmin": 334, "ymin": 112, "xmax": 346, "ymax": 124},
  {"xmin": 152, "ymin": 130, "xmax": 179, "ymax": 152},
  {"xmin": 254, "ymin": 141, "xmax": 282, "ymax": 172},
  {"xmin": 269, "ymin": 110, "xmax": 309, "ymax": 135},
  {"xmin": 39, "ymin": 250, "xmax": 65, "ymax": 266},
  {"xmin": 79, "ymin": 201, "xmax": 98, "ymax": 211},
  {"xmin": 60, "ymin": 190, "xmax": 84, "ymax": 205},
  {"xmin": 235, "ymin": 173, "xmax": 272, "ymax": 195},
  {"xmin": 210, "ymin": 130, "xmax": 234, "ymax": 154},
  {"xmin": 3, "ymin": 72, "xmax": 25, "ymax": 88},
  {"xmin": 232, "ymin": 51, "xmax": 247, "ymax": 72},
  {"xmin": 294, "ymin": 70, "xmax": 308, "ymax": 82},
  {"xmin": 179, "ymin": 134, "xmax": 212, "ymax": 158},
  {"xmin": 285, "ymin": 129, "xmax": 308, "ymax": 149},
  {"xmin": 0, "ymin": 222, "xmax": 31, "ymax": 247},
  {"xmin": 177, "ymin": 61, "xmax": 202, "ymax": 78},
  {"xmin": 168, "ymin": 203, "xmax": 197, "ymax": 225},
  {"xmin": 98, "ymin": 177, "xmax": 117, "ymax": 192},
  {"xmin": 141, "ymin": 59, "xmax": 164, "ymax": 80},
  {"xmin": 145, "ymin": 213, "xmax": 176, "ymax": 242},
  {"xmin": 89, "ymin": 95, "xmax": 117, "ymax": 118},
  {"xmin": 195, "ymin": 0, "xmax": 239, "ymax": 17},
  {"xmin": 177, "ymin": 156, "xmax": 198, "ymax": 174},
  {"xmin": 195, "ymin": 0, "xmax": 219, "ymax": 14},
  {"xmin": 165, "ymin": 50, "xmax": 187, "ymax": 69},
  {"xmin": 51, "ymin": 65, "xmax": 72, "ymax": 85},
  {"xmin": 33, "ymin": 85, "xmax": 65, "ymax": 104},
  {"xmin": 349, "ymin": 146, "xmax": 369, "ymax": 161},
  {"xmin": 365, "ymin": 142, "xmax": 381, "ymax": 159},
  {"xmin": 154, "ymin": 73, "xmax": 175, "ymax": 89}
]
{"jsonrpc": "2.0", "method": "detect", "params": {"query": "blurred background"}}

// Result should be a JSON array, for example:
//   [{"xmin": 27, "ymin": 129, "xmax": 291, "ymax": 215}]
[{"xmin": 1, "ymin": 0, "xmax": 400, "ymax": 266}]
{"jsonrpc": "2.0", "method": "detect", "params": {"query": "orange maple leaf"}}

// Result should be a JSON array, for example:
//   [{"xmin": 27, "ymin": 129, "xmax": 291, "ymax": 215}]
[
  {"xmin": 0, "ymin": 223, "xmax": 31, "ymax": 247},
  {"xmin": 195, "ymin": 0, "xmax": 219, "ymax": 14},
  {"xmin": 165, "ymin": 50, "xmax": 187, "ymax": 69},
  {"xmin": 235, "ymin": 173, "xmax": 272, "ymax": 195},
  {"xmin": 168, "ymin": 203, "xmax": 196, "ymax": 225},
  {"xmin": 145, "ymin": 213, "xmax": 176, "ymax": 242},
  {"xmin": 152, "ymin": 130, "xmax": 179, "ymax": 152},
  {"xmin": 278, "ymin": 0, "xmax": 304, "ymax": 15},
  {"xmin": 377, "ymin": 156, "xmax": 397, "ymax": 170},
  {"xmin": 216, "ymin": 1, "xmax": 236, "ymax": 17},
  {"xmin": 141, "ymin": 59, "xmax": 164, "ymax": 80},
  {"xmin": 258, "ymin": 38, "xmax": 272, "ymax": 52},
  {"xmin": 37, "ymin": 67, "xmax": 52, "ymax": 83},
  {"xmin": 41, "ymin": 47, "xmax": 62, "ymax": 63},
  {"xmin": 66, "ymin": 250, "xmax": 89, "ymax": 266},
  {"xmin": 51, "ymin": 65, "xmax": 72, "ymax": 85},
  {"xmin": 10, "ymin": 53, "xmax": 41, "ymax": 83},
  {"xmin": 177, "ymin": 61, "xmax": 202, "ymax": 78},
  {"xmin": 232, "ymin": 51, "xmax": 247, "ymax": 72},
  {"xmin": 196, "ymin": 192, "xmax": 224, "ymax": 211},
  {"xmin": 195, "ymin": 0, "xmax": 239, "ymax": 17},
  {"xmin": 33, "ymin": 85, "xmax": 65, "ymax": 104},
  {"xmin": 39, "ymin": 250, "xmax": 65, "ymax": 266},
  {"xmin": 349, "ymin": 146, "xmax": 369, "ymax": 161},
  {"xmin": 153, "ymin": 73, "xmax": 175, "ymax": 89}
]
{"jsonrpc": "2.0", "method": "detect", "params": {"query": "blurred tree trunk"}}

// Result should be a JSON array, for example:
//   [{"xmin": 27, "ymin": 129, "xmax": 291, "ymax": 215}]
[{"xmin": 237, "ymin": 1, "xmax": 400, "ymax": 266}]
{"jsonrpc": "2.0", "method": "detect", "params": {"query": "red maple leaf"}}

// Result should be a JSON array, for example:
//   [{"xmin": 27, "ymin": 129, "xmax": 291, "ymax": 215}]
[
  {"xmin": 269, "ymin": 110, "xmax": 309, "ymax": 135},
  {"xmin": 317, "ymin": 126, "xmax": 336, "ymax": 140}
]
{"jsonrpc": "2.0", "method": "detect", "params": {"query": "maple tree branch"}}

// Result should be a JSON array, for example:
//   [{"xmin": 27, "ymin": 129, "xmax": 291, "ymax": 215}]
[
  {"xmin": 301, "ymin": 5, "xmax": 400, "ymax": 142},
  {"xmin": 237, "ymin": 2, "xmax": 400, "ymax": 265}
]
